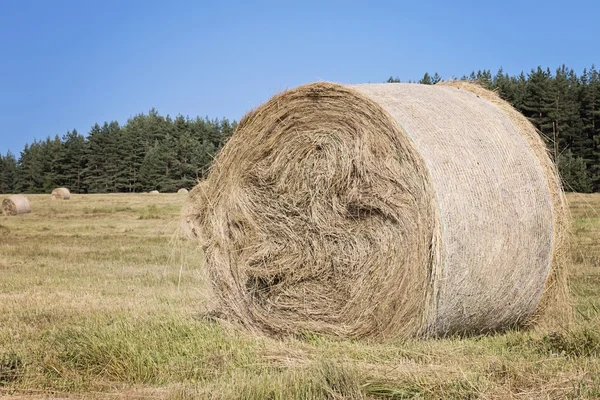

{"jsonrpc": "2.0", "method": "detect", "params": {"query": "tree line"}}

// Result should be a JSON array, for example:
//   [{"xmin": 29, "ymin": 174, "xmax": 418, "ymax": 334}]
[
  {"xmin": 1, "ymin": 65, "xmax": 599, "ymax": 194},
  {"xmin": 389, "ymin": 65, "xmax": 600, "ymax": 192},
  {"xmin": 0, "ymin": 109, "xmax": 235, "ymax": 194}
]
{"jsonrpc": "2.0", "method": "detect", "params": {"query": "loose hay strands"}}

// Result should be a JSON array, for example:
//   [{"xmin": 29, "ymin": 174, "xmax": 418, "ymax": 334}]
[
  {"xmin": 185, "ymin": 82, "xmax": 569, "ymax": 340},
  {"xmin": 180, "ymin": 182, "xmax": 208, "ymax": 239},
  {"xmin": 51, "ymin": 187, "xmax": 71, "ymax": 200},
  {"xmin": 2, "ymin": 195, "xmax": 31, "ymax": 216}
]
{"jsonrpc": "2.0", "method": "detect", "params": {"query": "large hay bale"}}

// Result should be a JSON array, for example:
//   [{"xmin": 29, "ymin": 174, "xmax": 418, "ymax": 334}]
[
  {"xmin": 2, "ymin": 195, "xmax": 31, "ymax": 216},
  {"xmin": 51, "ymin": 187, "xmax": 71, "ymax": 200},
  {"xmin": 177, "ymin": 188, "xmax": 189, "ymax": 194},
  {"xmin": 186, "ymin": 82, "xmax": 569, "ymax": 339},
  {"xmin": 149, "ymin": 190, "xmax": 160, "ymax": 194}
]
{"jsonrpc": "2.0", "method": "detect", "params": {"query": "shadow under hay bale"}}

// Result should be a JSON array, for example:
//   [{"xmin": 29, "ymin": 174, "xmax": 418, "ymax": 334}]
[
  {"xmin": 185, "ymin": 81, "xmax": 570, "ymax": 340},
  {"xmin": 2, "ymin": 195, "xmax": 31, "ymax": 216},
  {"xmin": 51, "ymin": 187, "xmax": 71, "ymax": 200}
]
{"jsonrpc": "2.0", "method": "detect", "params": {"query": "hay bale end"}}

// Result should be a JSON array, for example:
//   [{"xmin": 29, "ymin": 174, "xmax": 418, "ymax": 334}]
[{"xmin": 2, "ymin": 195, "xmax": 32, "ymax": 216}]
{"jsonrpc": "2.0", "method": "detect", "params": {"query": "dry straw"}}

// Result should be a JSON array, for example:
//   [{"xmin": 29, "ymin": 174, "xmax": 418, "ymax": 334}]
[
  {"xmin": 181, "ymin": 182, "xmax": 207, "ymax": 239},
  {"xmin": 2, "ymin": 195, "xmax": 31, "ymax": 216},
  {"xmin": 184, "ymin": 82, "xmax": 570, "ymax": 339},
  {"xmin": 51, "ymin": 187, "xmax": 71, "ymax": 200}
]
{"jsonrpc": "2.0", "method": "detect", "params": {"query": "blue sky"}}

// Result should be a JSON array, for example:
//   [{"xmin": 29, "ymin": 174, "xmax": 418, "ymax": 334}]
[{"xmin": 1, "ymin": 0, "xmax": 597, "ymax": 155}]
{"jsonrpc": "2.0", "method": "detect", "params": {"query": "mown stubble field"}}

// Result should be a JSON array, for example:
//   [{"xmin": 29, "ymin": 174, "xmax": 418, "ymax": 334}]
[{"xmin": 0, "ymin": 193, "xmax": 599, "ymax": 399}]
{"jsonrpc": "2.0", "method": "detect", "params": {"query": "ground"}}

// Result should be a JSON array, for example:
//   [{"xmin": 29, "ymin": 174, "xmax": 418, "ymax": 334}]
[{"xmin": 0, "ymin": 193, "xmax": 599, "ymax": 399}]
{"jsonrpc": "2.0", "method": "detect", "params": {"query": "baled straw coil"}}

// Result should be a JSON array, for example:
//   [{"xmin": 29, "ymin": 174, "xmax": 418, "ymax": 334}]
[{"xmin": 185, "ymin": 82, "xmax": 569, "ymax": 339}]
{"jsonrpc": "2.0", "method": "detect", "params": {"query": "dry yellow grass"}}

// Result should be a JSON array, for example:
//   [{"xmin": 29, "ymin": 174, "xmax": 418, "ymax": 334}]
[{"xmin": 0, "ymin": 192, "xmax": 599, "ymax": 399}]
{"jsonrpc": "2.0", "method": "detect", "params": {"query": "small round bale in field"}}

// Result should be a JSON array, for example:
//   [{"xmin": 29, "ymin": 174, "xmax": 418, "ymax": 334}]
[
  {"xmin": 177, "ymin": 188, "xmax": 189, "ymax": 194},
  {"xmin": 184, "ymin": 81, "xmax": 570, "ymax": 340},
  {"xmin": 149, "ymin": 190, "xmax": 160, "ymax": 194},
  {"xmin": 51, "ymin": 187, "xmax": 71, "ymax": 200},
  {"xmin": 2, "ymin": 195, "xmax": 31, "ymax": 216}
]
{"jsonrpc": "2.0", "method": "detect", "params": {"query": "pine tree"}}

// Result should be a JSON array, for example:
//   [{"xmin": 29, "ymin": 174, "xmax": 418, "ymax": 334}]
[
  {"xmin": 475, "ymin": 70, "xmax": 493, "ymax": 89},
  {"xmin": 83, "ymin": 124, "xmax": 106, "ymax": 193},
  {"xmin": 120, "ymin": 114, "xmax": 150, "ymax": 192},
  {"xmin": 103, "ymin": 121, "xmax": 124, "ymax": 192},
  {"xmin": 512, "ymin": 72, "xmax": 528, "ymax": 110},
  {"xmin": 546, "ymin": 66, "xmax": 584, "ymax": 161},
  {"xmin": 559, "ymin": 150, "xmax": 593, "ymax": 192},
  {"xmin": 0, "ymin": 151, "xmax": 17, "ymax": 193},
  {"xmin": 522, "ymin": 67, "xmax": 555, "ymax": 156},
  {"xmin": 581, "ymin": 65, "xmax": 600, "ymax": 190},
  {"xmin": 139, "ymin": 142, "xmax": 163, "ymax": 191},
  {"xmin": 419, "ymin": 72, "xmax": 433, "ymax": 85},
  {"xmin": 492, "ymin": 67, "xmax": 517, "ymax": 103},
  {"xmin": 55, "ymin": 129, "xmax": 86, "ymax": 193},
  {"xmin": 177, "ymin": 130, "xmax": 199, "ymax": 188},
  {"xmin": 15, "ymin": 143, "xmax": 33, "ymax": 193},
  {"xmin": 38, "ymin": 136, "xmax": 62, "ymax": 192}
]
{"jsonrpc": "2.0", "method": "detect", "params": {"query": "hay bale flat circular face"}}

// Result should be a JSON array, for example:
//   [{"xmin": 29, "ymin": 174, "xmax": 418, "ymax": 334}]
[
  {"xmin": 187, "ymin": 82, "xmax": 568, "ymax": 339},
  {"xmin": 149, "ymin": 190, "xmax": 160, "ymax": 194},
  {"xmin": 177, "ymin": 188, "xmax": 189, "ymax": 194},
  {"xmin": 51, "ymin": 188, "xmax": 71, "ymax": 200},
  {"xmin": 2, "ymin": 195, "xmax": 31, "ymax": 216}
]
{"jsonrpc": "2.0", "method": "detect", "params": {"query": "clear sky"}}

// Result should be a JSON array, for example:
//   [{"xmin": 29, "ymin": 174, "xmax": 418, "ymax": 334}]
[{"xmin": 1, "ymin": 0, "xmax": 597, "ymax": 155}]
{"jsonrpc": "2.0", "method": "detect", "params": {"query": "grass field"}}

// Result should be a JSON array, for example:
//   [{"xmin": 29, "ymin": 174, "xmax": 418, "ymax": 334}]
[{"xmin": 0, "ymin": 193, "xmax": 599, "ymax": 399}]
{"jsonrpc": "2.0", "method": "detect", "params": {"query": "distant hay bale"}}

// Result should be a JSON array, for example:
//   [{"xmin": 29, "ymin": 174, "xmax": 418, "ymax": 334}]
[
  {"xmin": 185, "ymin": 82, "xmax": 569, "ymax": 339},
  {"xmin": 149, "ymin": 190, "xmax": 160, "ymax": 194},
  {"xmin": 2, "ymin": 195, "xmax": 31, "ymax": 216},
  {"xmin": 51, "ymin": 187, "xmax": 71, "ymax": 200},
  {"xmin": 177, "ymin": 188, "xmax": 189, "ymax": 194}
]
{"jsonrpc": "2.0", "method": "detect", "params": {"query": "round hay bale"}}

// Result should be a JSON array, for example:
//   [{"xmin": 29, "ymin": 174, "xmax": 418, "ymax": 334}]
[
  {"xmin": 188, "ymin": 82, "xmax": 569, "ymax": 339},
  {"xmin": 51, "ymin": 187, "xmax": 71, "ymax": 200},
  {"xmin": 177, "ymin": 188, "xmax": 189, "ymax": 194},
  {"xmin": 149, "ymin": 190, "xmax": 160, "ymax": 194},
  {"xmin": 2, "ymin": 195, "xmax": 31, "ymax": 216}
]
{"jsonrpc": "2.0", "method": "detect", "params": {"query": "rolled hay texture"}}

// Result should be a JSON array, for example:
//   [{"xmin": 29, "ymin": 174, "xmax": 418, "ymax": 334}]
[
  {"xmin": 51, "ymin": 187, "xmax": 71, "ymax": 200},
  {"xmin": 186, "ymin": 82, "xmax": 569, "ymax": 339},
  {"xmin": 2, "ymin": 195, "xmax": 31, "ymax": 216},
  {"xmin": 178, "ymin": 188, "xmax": 189, "ymax": 194}
]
